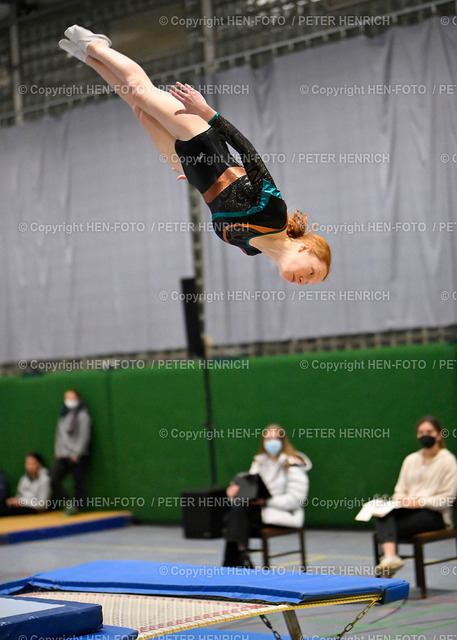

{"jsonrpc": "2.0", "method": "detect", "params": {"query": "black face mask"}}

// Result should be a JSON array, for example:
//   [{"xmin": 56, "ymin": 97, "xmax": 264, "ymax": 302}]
[{"xmin": 418, "ymin": 435, "xmax": 436, "ymax": 449}]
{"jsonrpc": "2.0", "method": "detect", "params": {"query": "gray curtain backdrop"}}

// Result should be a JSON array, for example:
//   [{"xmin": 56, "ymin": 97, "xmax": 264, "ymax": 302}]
[
  {"xmin": 1, "ymin": 18, "xmax": 456, "ymax": 362},
  {"xmin": 0, "ymin": 99, "xmax": 194, "ymax": 362},
  {"xmin": 202, "ymin": 18, "xmax": 457, "ymax": 345}
]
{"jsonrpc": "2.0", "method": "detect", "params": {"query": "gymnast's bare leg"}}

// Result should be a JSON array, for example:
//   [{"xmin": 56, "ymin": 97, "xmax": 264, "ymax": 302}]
[
  {"xmin": 59, "ymin": 25, "xmax": 209, "ymax": 169},
  {"xmin": 85, "ymin": 54, "xmax": 183, "ymax": 173},
  {"xmin": 70, "ymin": 32, "xmax": 209, "ymax": 141}
]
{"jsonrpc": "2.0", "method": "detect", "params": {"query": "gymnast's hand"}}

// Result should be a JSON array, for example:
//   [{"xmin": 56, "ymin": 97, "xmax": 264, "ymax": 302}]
[
  {"xmin": 172, "ymin": 168, "xmax": 187, "ymax": 181},
  {"xmin": 170, "ymin": 82, "xmax": 217, "ymax": 121},
  {"xmin": 226, "ymin": 483, "xmax": 240, "ymax": 498}
]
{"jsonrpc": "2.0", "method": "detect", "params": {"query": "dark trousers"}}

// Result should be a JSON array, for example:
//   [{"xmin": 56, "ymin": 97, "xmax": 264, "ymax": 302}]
[
  {"xmin": 0, "ymin": 505, "xmax": 39, "ymax": 517},
  {"xmin": 223, "ymin": 502, "xmax": 262, "ymax": 566},
  {"xmin": 375, "ymin": 508, "xmax": 445, "ymax": 544},
  {"xmin": 51, "ymin": 457, "xmax": 87, "ymax": 508}
]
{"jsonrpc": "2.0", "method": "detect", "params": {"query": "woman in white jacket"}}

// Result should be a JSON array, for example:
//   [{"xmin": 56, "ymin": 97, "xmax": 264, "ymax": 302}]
[{"xmin": 223, "ymin": 424, "xmax": 311, "ymax": 567}]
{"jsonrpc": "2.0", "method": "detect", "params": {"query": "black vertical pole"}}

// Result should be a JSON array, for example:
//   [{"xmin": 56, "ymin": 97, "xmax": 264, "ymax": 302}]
[
  {"xmin": 181, "ymin": 278, "xmax": 217, "ymax": 487},
  {"xmin": 201, "ymin": 353, "xmax": 217, "ymax": 487}
]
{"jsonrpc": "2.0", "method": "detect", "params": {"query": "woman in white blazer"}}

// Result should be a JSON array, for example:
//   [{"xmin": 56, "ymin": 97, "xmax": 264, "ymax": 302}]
[{"xmin": 223, "ymin": 424, "xmax": 312, "ymax": 567}]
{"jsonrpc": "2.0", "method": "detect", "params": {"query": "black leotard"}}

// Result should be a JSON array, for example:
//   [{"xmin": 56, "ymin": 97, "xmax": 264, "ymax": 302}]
[{"xmin": 175, "ymin": 113, "xmax": 288, "ymax": 256}]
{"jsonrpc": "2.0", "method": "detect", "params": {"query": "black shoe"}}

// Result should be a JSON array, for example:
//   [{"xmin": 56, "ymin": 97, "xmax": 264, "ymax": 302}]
[
  {"xmin": 222, "ymin": 541, "xmax": 240, "ymax": 567},
  {"xmin": 239, "ymin": 549, "xmax": 254, "ymax": 569}
]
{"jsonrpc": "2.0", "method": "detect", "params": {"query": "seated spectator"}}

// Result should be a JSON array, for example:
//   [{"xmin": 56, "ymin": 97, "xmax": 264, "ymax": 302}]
[
  {"xmin": 51, "ymin": 389, "xmax": 91, "ymax": 513},
  {"xmin": 0, "ymin": 452, "xmax": 51, "ymax": 516},
  {"xmin": 0, "ymin": 465, "xmax": 8, "ymax": 506},
  {"xmin": 374, "ymin": 415, "xmax": 457, "ymax": 576},
  {"xmin": 223, "ymin": 424, "xmax": 311, "ymax": 567}
]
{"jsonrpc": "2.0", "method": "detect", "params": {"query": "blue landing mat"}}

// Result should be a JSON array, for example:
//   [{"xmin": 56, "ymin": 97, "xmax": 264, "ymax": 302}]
[
  {"xmin": 0, "ymin": 594, "xmax": 102, "ymax": 640},
  {"xmin": 0, "ymin": 511, "xmax": 132, "ymax": 545},
  {"xmin": 0, "ymin": 560, "xmax": 409, "ymax": 604},
  {"xmin": 73, "ymin": 625, "xmax": 138, "ymax": 640}
]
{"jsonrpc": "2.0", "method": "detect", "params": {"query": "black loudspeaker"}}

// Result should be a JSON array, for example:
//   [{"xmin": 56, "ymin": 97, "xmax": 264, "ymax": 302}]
[
  {"xmin": 181, "ymin": 278, "xmax": 205, "ymax": 358},
  {"xmin": 181, "ymin": 487, "xmax": 229, "ymax": 538}
]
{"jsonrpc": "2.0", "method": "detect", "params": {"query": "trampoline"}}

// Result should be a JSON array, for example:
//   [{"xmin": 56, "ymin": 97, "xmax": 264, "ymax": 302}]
[{"xmin": 0, "ymin": 561, "xmax": 409, "ymax": 640}]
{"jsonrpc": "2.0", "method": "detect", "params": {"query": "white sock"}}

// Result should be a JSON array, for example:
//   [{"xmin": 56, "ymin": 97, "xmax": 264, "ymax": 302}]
[
  {"xmin": 64, "ymin": 24, "xmax": 111, "ymax": 53},
  {"xmin": 58, "ymin": 39, "xmax": 87, "ymax": 63}
]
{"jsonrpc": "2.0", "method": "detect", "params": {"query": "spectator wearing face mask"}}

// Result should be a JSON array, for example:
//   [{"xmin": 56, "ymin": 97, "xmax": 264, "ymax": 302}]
[
  {"xmin": 0, "ymin": 453, "xmax": 51, "ymax": 516},
  {"xmin": 374, "ymin": 415, "xmax": 457, "ymax": 576},
  {"xmin": 223, "ymin": 424, "xmax": 311, "ymax": 568},
  {"xmin": 50, "ymin": 389, "xmax": 91, "ymax": 513}
]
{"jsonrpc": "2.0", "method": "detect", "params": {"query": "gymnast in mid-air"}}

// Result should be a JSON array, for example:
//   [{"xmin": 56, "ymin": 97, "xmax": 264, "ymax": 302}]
[{"xmin": 59, "ymin": 26, "xmax": 331, "ymax": 285}]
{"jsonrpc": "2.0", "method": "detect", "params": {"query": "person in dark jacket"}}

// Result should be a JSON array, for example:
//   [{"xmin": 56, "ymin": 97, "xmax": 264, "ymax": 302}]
[{"xmin": 50, "ymin": 389, "xmax": 91, "ymax": 512}]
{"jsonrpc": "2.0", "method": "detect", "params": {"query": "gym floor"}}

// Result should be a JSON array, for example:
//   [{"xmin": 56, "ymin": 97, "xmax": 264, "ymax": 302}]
[{"xmin": 1, "ymin": 524, "xmax": 456, "ymax": 638}]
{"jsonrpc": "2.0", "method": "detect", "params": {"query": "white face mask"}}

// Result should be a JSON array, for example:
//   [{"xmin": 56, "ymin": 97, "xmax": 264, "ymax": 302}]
[
  {"xmin": 64, "ymin": 398, "xmax": 79, "ymax": 410},
  {"xmin": 264, "ymin": 438, "xmax": 283, "ymax": 457}
]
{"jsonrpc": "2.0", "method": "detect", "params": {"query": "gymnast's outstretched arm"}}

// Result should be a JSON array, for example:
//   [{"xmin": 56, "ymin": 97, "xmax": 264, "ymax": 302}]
[{"xmin": 170, "ymin": 83, "xmax": 277, "ymax": 190}]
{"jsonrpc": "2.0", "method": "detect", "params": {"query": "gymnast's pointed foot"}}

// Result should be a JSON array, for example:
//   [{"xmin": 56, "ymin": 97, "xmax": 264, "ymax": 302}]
[
  {"xmin": 64, "ymin": 24, "xmax": 112, "ymax": 53},
  {"xmin": 58, "ymin": 38, "xmax": 87, "ymax": 62}
]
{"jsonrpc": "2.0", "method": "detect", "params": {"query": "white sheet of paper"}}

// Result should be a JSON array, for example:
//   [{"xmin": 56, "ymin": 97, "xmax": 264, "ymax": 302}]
[{"xmin": 355, "ymin": 499, "xmax": 401, "ymax": 521}]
